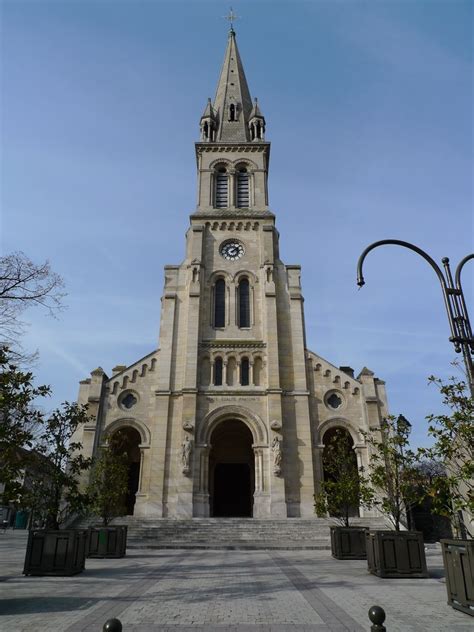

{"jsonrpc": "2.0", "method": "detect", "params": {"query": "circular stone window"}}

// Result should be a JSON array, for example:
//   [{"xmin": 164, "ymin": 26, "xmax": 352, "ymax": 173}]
[
  {"xmin": 118, "ymin": 391, "xmax": 138, "ymax": 410},
  {"xmin": 325, "ymin": 391, "xmax": 343, "ymax": 411}
]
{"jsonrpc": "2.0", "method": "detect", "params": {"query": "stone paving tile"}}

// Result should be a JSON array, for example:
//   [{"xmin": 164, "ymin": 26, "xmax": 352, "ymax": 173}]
[{"xmin": 0, "ymin": 531, "xmax": 473, "ymax": 631}]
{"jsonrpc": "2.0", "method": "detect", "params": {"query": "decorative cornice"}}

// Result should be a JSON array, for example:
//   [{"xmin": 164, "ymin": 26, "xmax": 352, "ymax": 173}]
[
  {"xmin": 195, "ymin": 143, "xmax": 270, "ymax": 154},
  {"xmin": 200, "ymin": 340, "xmax": 266, "ymax": 349},
  {"xmin": 191, "ymin": 210, "xmax": 274, "ymax": 220}
]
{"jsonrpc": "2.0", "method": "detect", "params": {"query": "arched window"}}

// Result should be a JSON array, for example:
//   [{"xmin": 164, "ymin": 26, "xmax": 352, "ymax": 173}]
[
  {"xmin": 215, "ymin": 168, "xmax": 228, "ymax": 208},
  {"xmin": 229, "ymin": 103, "xmax": 236, "ymax": 121},
  {"xmin": 238, "ymin": 277, "xmax": 250, "ymax": 328},
  {"xmin": 236, "ymin": 168, "xmax": 249, "ymax": 208},
  {"xmin": 214, "ymin": 357, "xmax": 223, "ymax": 386},
  {"xmin": 214, "ymin": 278, "xmax": 226, "ymax": 328},
  {"xmin": 241, "ymin": 357, "xmax": 250, "ymax": 386}
]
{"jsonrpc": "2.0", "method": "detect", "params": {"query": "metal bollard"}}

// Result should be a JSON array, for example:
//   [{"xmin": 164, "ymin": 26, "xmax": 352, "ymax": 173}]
[
  {"xmin": 103, "ymin": 619, "xmax": 122, "ymax": 632},
  {"xmin": 368, "ymin": 605, "xmax": 386, "ymax": 631}
]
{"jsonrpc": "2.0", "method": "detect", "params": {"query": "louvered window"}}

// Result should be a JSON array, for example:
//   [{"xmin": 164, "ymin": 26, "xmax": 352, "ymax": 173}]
[
  {"xmin": 215, "ymin": 169, "xmax": 228, "ymax": 208},
  {"xmin": 236, "ymin": 169, "xmax": 249, "ymax": 208},
  {"xmin": 214, "ymin": 357, "xmax": 223, "ymax": 386},
  {"xmin": 241, "ymin": 357, "xmax": 250, "ymax": 386},
  {"xmin": 238, "ymin": 277, "xmax": 250, "ymax": 328},
  {"xmin": 214, "ymin": 278, "xmax": 226, "ymax": 328}
]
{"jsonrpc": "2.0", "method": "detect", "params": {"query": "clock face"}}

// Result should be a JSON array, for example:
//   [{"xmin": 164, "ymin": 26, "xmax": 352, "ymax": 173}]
[{"xmin": 220, "ymin": 241, "xmax": 245, "ymax": 261}]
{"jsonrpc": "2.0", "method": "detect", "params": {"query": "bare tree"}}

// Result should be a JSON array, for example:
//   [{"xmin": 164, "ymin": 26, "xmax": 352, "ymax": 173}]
[{"xmin": 0, "ymin": 252, "xmax": 66, "ymax": 362}]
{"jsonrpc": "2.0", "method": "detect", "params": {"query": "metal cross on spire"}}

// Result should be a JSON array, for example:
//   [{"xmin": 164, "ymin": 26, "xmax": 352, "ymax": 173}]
[{"xmin": 224, "ymin": 7, "xmax": 240, "ymax": 32}]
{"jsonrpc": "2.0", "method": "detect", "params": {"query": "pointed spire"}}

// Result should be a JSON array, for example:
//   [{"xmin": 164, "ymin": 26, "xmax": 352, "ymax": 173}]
[
  {"xmin": 249, "ymin": 97, "xmax": 263, "ymax": 119},
  {"xmin": 249, "ymin": 97, "xmax": 265, "ymax": 141},
  {"xmin": 212, "ymin": 29, "xmax": 253, "ymax": 142},
  {"xmin": 201, "ymin": 97, "xmax": 214, "ymax": 119}
]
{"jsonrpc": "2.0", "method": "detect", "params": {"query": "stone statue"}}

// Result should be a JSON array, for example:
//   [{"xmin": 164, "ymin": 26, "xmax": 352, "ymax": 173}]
[
  {"xmin": 181, "ymin": 435, "xmax": 193, "ymax": 475},
  {"xmin": 271, "ymin": 435, "xmax": 283, "ymax": 476}
]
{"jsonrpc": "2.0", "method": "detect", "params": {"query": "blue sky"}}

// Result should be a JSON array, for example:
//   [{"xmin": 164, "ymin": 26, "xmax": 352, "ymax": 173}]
[{"xmin": 1, "ymin": 0, "xmax": 472, "ymax": 448}]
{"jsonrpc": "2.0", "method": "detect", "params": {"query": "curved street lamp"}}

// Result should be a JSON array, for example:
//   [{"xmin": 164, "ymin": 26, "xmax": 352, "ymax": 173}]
[{"xmin": 356, "ymin": 239, "xmax": 474, "ymax": 396}]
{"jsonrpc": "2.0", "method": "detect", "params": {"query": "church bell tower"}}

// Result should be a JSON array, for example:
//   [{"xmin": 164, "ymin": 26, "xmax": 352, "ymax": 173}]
[{"xmin": 151, "ymin": 26, "xmax": 318, "ymax": 519}]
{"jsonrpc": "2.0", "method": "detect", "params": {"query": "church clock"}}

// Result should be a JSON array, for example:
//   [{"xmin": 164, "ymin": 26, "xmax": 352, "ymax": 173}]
[{"xmin": 220, "ymin": 241, "xmax": 245, "ymax": 261}]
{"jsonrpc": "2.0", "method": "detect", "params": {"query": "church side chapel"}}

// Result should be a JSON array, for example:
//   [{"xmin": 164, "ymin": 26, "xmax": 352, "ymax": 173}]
[{"xmin": 73, "ymin": 27, "xmax": 389, "ymax": 521}]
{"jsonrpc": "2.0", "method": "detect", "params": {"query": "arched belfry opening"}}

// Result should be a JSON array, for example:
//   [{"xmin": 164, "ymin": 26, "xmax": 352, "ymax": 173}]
[
  {"xmin": 209, "ymin": 420, "xmax": 255, "ymax": 517},
  {"xmin": 110, "ymin": 426, "xmax": 141, "ymax": 515}
]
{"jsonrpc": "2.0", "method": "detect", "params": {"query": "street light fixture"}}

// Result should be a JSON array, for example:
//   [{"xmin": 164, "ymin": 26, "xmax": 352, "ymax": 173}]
[{"xmin": 356, "ymin": 239, "xmax": 474, "ymax": 396}]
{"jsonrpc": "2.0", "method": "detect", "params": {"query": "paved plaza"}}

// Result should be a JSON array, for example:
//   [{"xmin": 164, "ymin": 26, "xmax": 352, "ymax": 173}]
[{"xmin": 0, "ymin": 531, "xmax": 471, "ymax": 631}]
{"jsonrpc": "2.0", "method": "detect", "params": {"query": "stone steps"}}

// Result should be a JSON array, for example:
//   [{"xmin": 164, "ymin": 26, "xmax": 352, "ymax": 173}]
[{"xmin": 75, "ymin": 516, "xmax": 390, "ymax": 550}]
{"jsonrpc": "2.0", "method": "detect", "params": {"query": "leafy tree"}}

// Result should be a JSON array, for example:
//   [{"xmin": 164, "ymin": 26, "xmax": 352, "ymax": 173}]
[
  {"xmin": 28, "ymin": 403, "xmax": 92, "ymax": 530},
  {"xmin": 87, "ymin": 432, "xmax": 129, "ymax": 526},
  {"xmin": 419, "ymin": 377, "xmax": 473, "ymax": 539},
  {"xmin": 0, "ymin": 347, "xmax": 50, "ymax": 505},
  {"xmin": 363, "ymin": 415, "xmax": 425, "ymax": 531},
  {"xmin": 0, "ymin": 251, "xmax": 65, "ymax": 362},
  {"xmin": 314, "ymin": 428, "xmax": 374, "ymax": 526}
]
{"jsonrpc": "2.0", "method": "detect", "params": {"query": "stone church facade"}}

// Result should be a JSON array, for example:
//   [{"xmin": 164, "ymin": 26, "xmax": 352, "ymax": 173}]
[{"xmin": 73, "ymin": 29, "xmax": 389, "ymax": 520}]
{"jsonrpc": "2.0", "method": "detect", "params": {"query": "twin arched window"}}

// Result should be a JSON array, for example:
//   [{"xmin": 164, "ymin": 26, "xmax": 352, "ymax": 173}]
[
  {"xmin": 215, "ymin": 168, "xmax": 228, "ymax": 208},
  {"xmin": 214, "ymin": 278, "xmax": 226, "ymax": 327},
  {"xmin": 214, "ymin": 357, "xmax": 223, "ymax": 386},
  {"xmin": 213, "ymin": 276, "xmax": 250, "ymax": 329},
  {"xmin": 237, "ymin": 277, "xmax": 250, "ymax": 327},
  {"xmin": 212, "ymin": 355, "xmax": 253, "ymax": 386},
  {"xmin": 236, "ymin": 168, "xmax": 249, "ymax": 208},
  {"xmin": 214, "ymin": 166, "xmax": 250, "ymax": 209}
]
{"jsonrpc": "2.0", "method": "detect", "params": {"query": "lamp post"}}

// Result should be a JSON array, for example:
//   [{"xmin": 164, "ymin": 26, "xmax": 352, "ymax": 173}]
[{"xmin": 356, "ymin": 239, "xmax": 474, "ymax": 396}]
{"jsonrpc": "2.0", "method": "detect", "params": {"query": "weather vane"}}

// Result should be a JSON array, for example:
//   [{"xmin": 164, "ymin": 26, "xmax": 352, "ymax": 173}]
[{"xmin": 224, "ymin": 7, "xmax": 240, "ymax": 31}]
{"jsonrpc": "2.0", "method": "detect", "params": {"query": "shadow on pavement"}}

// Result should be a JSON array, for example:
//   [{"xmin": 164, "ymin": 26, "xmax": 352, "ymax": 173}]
[{"xmin": 0, "ymin": 597, "xmax": 97, "ymax": 615}]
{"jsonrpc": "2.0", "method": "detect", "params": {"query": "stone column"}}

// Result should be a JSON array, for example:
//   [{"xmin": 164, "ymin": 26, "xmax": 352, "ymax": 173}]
[
  {"xmin": 223, "ymin": 360, "xmax": 228, "ymax": 387},
  {"xmin": 210, "ymin": 359, "xmax": 215, "ymax": 386},
  {"xmin": 252, "ymin": 445, "xmax": 270, "ymax": 517},
  {"xmin": 313, "ymin": 444, "xmax": 325, "ymax": 492},
  {"xmin": 194, "ymin": 444, "xmax": 210, "ymax": 517},
  {"xmin": 133, "ymin": 445, "xmax": 150, "ymax": 518}
]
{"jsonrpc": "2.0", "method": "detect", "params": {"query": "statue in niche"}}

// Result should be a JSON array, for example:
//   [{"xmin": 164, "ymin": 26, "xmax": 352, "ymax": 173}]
[
  {"xmin": 271, "ymin": 435, "xmax": 283, "ymax": 476},
  {"xmin": 181, "ymin": 435, "xmax": 193, "ymax": 475}
]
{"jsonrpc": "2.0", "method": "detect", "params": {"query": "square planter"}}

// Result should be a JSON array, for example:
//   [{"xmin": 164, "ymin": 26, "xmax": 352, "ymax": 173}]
[
  {"xmin": 330, "ymin": 526, "xmax": 368, "ymax": 559},
  {"xmin": 23, "ymin": 529, "xmax": 87, "ymax": 576},
  {"xmin": 87, "ymin": 526, "xmax": 128, "ymax": 558},
  {"xmin": 366, "ymin": 530, "xmax": 428, "ymax": 578},
  {"xmin": 441, "ymin": 539, "xmax": 474, "ymax": 616}
]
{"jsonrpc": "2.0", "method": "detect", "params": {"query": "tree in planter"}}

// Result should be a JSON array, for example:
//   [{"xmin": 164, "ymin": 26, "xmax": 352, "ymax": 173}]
[
  {"xmin": 30, "ymin": 402, "xmax": 92, "ymax": 530},
  {"xmin": 419, "ymin": 376, "xmax": 473, "ymax": 539},
  {"xmin": 363, "ymin": 415, "xmax": 425, "ymax": 531},
  {"xmin": 0, "ymin": 347, "xmax": 50, "ymax": 509},
  {"xmin": 87, "ymin": 432, "xmax": 129, "ymax": 527},
  {"xmin": 314, "ymin": 428, "xmax": 374, "ymax": 525}
]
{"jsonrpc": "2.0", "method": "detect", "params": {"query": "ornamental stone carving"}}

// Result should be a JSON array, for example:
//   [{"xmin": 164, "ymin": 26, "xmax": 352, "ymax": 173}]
[
  {"xmin": 271, "ymin": 435, "xmax": 283, "ymax": 476},
  {"xmin": 181, "ymin": 435, "xmax": 193, "ymax": 475}
]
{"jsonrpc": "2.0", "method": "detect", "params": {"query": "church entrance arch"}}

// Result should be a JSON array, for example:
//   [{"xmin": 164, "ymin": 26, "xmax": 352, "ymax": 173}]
[
  {"xmin": 209, "ymin": 420, "xmax": 255, "ymax": 517},
  {"xmin": 322, "ymin": 426, "xmax": 359, "ymax": 519},
  {"xmin": 110, "ymin": 427, "xmax": 141, "ymax": 516}
]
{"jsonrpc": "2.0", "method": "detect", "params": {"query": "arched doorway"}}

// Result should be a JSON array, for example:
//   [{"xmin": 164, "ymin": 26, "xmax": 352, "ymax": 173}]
[
  {"xmin": 110, "ymin": 427, "xmax": 141, "ymax": 515},
  {"xmin": 322, "ymin": 426, "xmax": 359, "ymax": 519},
  {"xmin": 209, "ymin": 420, "xmax": 255, "ymax": 517}
]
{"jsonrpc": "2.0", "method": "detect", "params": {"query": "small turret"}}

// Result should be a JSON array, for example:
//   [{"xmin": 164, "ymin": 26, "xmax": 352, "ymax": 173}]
[
  {"xmin": 200, "ymin": 98, "xmax": 217, "ymax": 142},
  {"xmin": 248, "ymin": 98, "xmax": 265, "ymax": 141}
]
